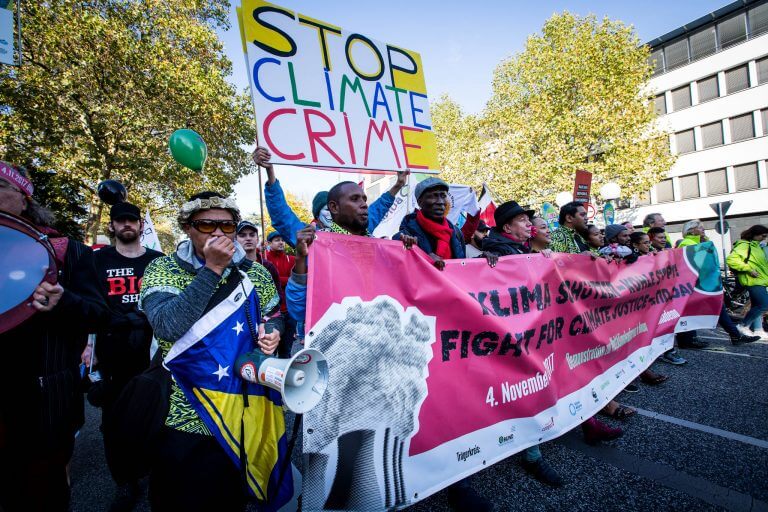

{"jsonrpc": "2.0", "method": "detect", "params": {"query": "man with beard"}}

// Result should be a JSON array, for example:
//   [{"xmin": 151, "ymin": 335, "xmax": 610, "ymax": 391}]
[{"xmin": 89, "ymin": 201, "xmax": 163, "ymax": 511}]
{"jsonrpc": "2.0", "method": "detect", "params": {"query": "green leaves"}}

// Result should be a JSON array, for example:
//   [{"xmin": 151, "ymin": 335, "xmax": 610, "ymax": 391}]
[
  {"xmin": 433, "ymin": 12, "xmax": 675, "ymax": 206},
  {"xmin": 0, "ymin": 0, "xmax": 256, "ymax": 240}
]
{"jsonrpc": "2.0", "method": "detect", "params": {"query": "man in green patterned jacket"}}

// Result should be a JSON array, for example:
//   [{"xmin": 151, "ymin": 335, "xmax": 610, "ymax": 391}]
[{"xmin": 139, "ymin": 191, "xmax": 281, "ymax": 512}]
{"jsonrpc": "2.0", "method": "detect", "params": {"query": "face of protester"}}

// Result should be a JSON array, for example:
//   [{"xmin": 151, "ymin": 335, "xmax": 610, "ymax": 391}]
[
  {"xmin": 622, "ymin": 222, "xmax": 634, "ymax": 234},
  {"xmin": 690, "ymin": 225, "xmax": 705, "ymax": 237},
  {"xmin": 183, "ymin": 208, "xmax": 236, "ymax": 258},
  {"xmin": 651, "ymin": 214, "xmax": 666, "ymax": 228},
  {"xmin": 269, "ymin": 236, "xmax": 285, "ymax": 252},
  {"xmin": 754, "ymin": 233, "xmax": 768, "ymax": 242},
  {"xmin": 586, "ymin": 226, "xmax": 604, "ymax": 249},
  {"xmin": 472, "ymin": 229, "xmax": 489, "ymax": 247},
  {"xmin": 329, "ymin": 183, "xmax": 368, "ymax": 232},
  {"xmin": 567, "ymin": 206, "xmax": 588, "ymax": 231},
  {"xmin": 110, "ymin": 217, "xmax": 141, "ymax": 244},
  {"xmin": 0, "ymin": 179, "xmax": 27, "ymax": 217},
  {"xmin": 532, "ymin": 217, "xmax": 551, "ymax": 244},
  {"xmin": 651, "ymin": 232, "xmax": 667, "ymax": 250},
  {"xmin": 237, "ymin": 227, "xmax": 259, "ymax": 254},
  {"xmin": 417, "ymin": 187, "xmax": 449, "ymax": 222},
  {"xmin": 615, "ymin": 230, "xmax": 630, "ymax": 246},
  {"xmin": 634, "ymin": 234, "xmax": 652, "ymax": 255},
  {"xmin": 502, "ymin": 213, "xmax": 533, "ymax": 241}
]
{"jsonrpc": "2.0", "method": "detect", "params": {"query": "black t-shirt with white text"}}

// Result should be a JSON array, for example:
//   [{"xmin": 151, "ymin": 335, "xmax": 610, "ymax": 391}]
[
  {"xmin": 94, "ymin": 245, "xmax": 163, "ymax": 387},
  {"xmin": 95, "ymin": 245, "xmax": 164, "ymax": 314}
]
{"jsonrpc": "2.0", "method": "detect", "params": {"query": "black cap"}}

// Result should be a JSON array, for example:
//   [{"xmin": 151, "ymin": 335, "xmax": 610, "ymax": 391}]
[
  {"xmin": 494, "ymin": 201, "xmax": 534, "ymax": 228},
  {"xmin": 267, "ymin": 231, "xmax": 282, "ymax": 242},
  {"xmin": 110, "ymin": 202, "xmax": 141, "ymax": 221},
  {"xmin": 237, "ymin": 220, "xmax": 258, "ymax": 234},
  {"xmin": 477, "ymin": 220, "xmax": 491, "ymax": 232}
]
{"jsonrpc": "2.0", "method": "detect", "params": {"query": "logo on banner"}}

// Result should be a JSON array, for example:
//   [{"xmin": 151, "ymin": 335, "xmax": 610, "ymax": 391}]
[
  {"xmin": 591, "ymin": 388, "xmax": 599, "ymax": 403},
  {"xmin": 659, "ymin": 309, "xmax": 680, "ymax": 324},
  {"xmin": 499, "ymin": 427, "xmax": 515, "ymax": 446},
  {"xmin": 457, "ymin": 445, "xmax": 481, "ymax": 462},
  {"xmin": 540, "ymin": 417, "xmax": 555, "ymax": 432},
  {"xmin": 568, "ymin": 401, "xmax": 583, "ymax": 416}
]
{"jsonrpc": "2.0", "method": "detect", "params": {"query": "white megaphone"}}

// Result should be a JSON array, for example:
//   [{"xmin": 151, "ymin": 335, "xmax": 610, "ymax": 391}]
[{"xmin": 236, "ymin": 348, "xmax": 329, "ymax": 414}]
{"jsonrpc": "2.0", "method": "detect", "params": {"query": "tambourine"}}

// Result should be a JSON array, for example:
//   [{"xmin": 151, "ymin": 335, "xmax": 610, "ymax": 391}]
[{"xmin": 0, "ymin": 211, "xmax": 58, "ymax": 334}]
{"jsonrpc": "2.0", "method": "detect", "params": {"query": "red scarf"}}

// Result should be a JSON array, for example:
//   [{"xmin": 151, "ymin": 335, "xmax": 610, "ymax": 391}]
[{"xmin": 416, "ymin": 210, "xmax": 453, "ymax": 259}]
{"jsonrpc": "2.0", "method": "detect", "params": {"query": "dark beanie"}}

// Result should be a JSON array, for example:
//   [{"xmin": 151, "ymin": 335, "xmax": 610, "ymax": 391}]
[
  {"xmin": 312, "ymin": 191, "xmax": 329, "ymax": 219},
  {"xmin": 605, "ymin": 224, "xmax": 627, "ymax": 242}
]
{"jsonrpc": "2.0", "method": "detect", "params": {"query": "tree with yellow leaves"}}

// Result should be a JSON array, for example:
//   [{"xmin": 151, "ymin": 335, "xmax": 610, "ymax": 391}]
[{"xmin": 433, "ymin": 12, "xmax": 675, "ymax": 207}]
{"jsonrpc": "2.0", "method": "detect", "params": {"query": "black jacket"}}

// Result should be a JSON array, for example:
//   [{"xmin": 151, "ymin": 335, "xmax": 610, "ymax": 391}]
[
  {"xmin": 394, "ymin": 212, "xmax": 466, "ymax": 259},
  {"xmin": 0, "ymin": 239, "xmax": 108, "ymax": 453},
  {"xmin": 481, "ymin": 229, "xmax": 530, "ymax": 256}
]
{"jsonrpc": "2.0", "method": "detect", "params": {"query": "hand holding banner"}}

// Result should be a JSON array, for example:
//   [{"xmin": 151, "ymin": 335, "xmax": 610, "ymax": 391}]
[{"xmin": 303, "ymin": 234, "xmax": 722, "ymax": 510}]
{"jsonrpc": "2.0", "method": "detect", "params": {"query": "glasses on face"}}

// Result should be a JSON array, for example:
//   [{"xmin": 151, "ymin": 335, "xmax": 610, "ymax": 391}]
[{"xmin": 189, "ymin": 219, "xmax": 237, "ymax": 234}]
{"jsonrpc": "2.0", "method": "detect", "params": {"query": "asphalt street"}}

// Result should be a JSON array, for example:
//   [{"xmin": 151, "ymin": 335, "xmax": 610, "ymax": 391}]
[{"xmin": 69, "ymin": 327, "xmax": 768, "ymax": 512}]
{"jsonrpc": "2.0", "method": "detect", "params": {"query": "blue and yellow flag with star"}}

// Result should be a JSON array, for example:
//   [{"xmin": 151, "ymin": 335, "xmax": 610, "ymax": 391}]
[{"xmin": 164, "ymin": 275, "xmax": 294, "ymax": 511}]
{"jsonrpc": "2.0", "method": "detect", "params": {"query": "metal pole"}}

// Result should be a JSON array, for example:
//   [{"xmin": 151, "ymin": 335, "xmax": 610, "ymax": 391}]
[
  {"xmin": 14, "ymin": 0, "xmax": 21, "ymax": 67},
  {"xmin": 256, "ymin": 163, "xmax": 266, "ymax": 264},
  {"xmin": 718, "ymin": 204, "xmax": 727, "ymax": 272}
]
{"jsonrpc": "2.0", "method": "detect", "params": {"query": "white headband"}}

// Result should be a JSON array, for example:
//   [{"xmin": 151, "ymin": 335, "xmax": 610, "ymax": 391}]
[{"xmin": 178, "ymin": 195, "xmax": 240, "ymax": 225}]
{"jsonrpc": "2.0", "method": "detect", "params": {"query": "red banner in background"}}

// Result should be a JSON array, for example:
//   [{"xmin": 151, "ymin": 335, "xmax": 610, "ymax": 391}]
[
  {"xmin": 303, "ymin": 234, "xmax": 722, "ymax": 511},
  {"xmin": 573, "ymin": 169, "xmax": 592, "ymax": 202}
]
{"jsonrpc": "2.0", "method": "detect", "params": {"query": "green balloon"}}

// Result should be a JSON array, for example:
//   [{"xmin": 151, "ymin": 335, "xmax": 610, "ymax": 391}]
[{"xmin": 169, "ymin": 129, "xmax": 207, "ymax": 171}]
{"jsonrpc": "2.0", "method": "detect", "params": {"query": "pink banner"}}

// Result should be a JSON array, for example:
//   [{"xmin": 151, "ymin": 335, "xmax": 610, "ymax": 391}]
[{"xmin": 303, "ymin": 233, "xmax": 722, "ymax": 510}]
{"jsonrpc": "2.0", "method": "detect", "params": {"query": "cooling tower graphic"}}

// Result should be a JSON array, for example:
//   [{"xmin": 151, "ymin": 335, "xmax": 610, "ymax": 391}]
[{"xmin": 303, "ymin": 297, "xmax": 435, "ymax": 511}]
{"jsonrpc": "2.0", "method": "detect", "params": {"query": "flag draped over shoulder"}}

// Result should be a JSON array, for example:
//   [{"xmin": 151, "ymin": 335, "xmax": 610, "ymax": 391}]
[{"xmin": 164, "ymin": 275, "xmax": 293, "ymax": 511}]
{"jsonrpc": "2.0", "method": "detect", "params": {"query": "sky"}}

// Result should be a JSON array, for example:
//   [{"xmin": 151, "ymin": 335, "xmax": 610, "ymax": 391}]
[{"xmin": 222, "ymin": 0, "xmax": 727, "ymax": 215}]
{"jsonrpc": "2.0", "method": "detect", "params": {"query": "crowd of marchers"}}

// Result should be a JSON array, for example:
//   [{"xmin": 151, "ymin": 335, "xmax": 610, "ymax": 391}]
[{"xmin": 1, "ymin": 149, "xmax": 767, "ymax": 512}]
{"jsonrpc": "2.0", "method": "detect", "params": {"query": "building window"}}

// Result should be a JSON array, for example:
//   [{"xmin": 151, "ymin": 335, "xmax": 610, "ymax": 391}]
[
  {"xmin": 701, "ymin": 121, "xmax": 724, "ymax": 148},
  {"xmin": 649, "ymin": 48, "xmax": 664, "ymax": 75},
  {"xmin": 664, "ymin": 39, "xmax": 689, "ymax": 70},
  {"xmin": 680, "ymin": 174, "xmax": 700, "ymax": 199},
  {"xmin": 725, "ymin": 65, "xmax": 750, "ymax": 93},
  {"xmin": 671, "ymin": 85, "xmax": 691, "ymax": 111},
  {"xmin": 689, "ymin": 27, "xmax": 717, "ymax": 60},
  {"xmin": 718, "ymin": 13, "xmax": 747, "ymax": 49},
  {"xmin": 758, "ymin": 56, "xmax": 768, "ymax": 85},
  {"xmin": 653, "ymin": 94, "xmax": 666, "ymax": 115},
  {"xmin": 697, "ymin": 75, "xmax": 719, "ymax": 102},
  {"xmin": 706, "ymin": 169, "xmax": 728, "ymax": 195},
  {"xmin": 734, "ymin": 163, "xmax": 759, "ymax": 191},
  {"xmin": 635, "ymin": 192, "xmax": 651, "ymax": 206},
  {"xmin": 730, "ymin": 113, "xmax": 755, "ymax": 142},
  {"xmin": 675, "ymin": 129, "xmax": 695, "ymax": 154},
  {"xmin": 656, "ymin": 179, "xmax": 674, "ymax": 203},
  {"xmin": 762, "ymin": 108, "xmax": 768, "ymax": 135},
  {"xmin": 749, "ymin": 2, "xmax": 768, "ymax": 37}
]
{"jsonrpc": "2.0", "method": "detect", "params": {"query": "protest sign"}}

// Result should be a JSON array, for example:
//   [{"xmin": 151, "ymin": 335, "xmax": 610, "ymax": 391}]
[
  {"xmin": 372, "ymin": 176, "xmax": 479, "ymax": 238},
  {"xmin": 140, "ymin": 211, "xmax": 162, "ymax": 252},
  {"xmin": 573, "ymin": 169, "xmax": 592, "ymax": 202},
  {"xmin": 303, "ymin": 233, "xmax": 722, "ymax": 510},
  {"xmin": 541, "ymin": 202, "xmax": 559, "ymax": 231},
  {"xmin": 238, "ymin": 0, "xmax": 438, "ymax": 174}
]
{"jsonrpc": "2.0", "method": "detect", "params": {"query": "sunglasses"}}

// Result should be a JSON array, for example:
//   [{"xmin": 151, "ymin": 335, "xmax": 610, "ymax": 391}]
[{"xmin": 189, "ymin": 219, "xmax": 237, "ymax": 234}]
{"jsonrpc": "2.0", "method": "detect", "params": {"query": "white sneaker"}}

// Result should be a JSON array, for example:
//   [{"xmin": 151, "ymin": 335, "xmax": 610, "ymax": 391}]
[
  {"xmin": 752, "ymin": 329, "xmax": 768, "ymax": 340},
  {"xmin": 736, "ymin": 324, "xmax": 755, "ymax": 337}
]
